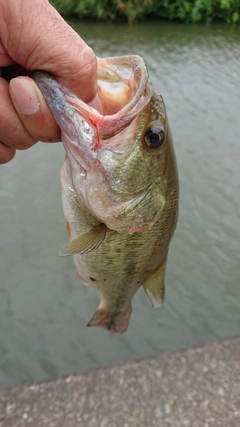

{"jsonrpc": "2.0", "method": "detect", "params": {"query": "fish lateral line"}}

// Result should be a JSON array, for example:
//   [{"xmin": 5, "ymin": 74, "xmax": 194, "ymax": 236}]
[{"xmin": 34, "ymin": 56, "xmax": 179, "ymax": 334}]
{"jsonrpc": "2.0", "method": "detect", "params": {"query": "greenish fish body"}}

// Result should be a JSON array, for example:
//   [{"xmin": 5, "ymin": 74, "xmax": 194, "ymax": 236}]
[{"xmin": 34, "ymin": 55, "xmax": 178, "ymax": 333}]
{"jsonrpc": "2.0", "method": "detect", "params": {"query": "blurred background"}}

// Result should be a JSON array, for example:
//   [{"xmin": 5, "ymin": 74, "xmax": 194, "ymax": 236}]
[{"xmin": 0, "ymin": 18, "xmax": 240, "ymax": 386}]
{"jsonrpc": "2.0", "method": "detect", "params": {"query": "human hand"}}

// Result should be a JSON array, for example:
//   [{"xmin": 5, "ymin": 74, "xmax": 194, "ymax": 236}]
[{"xmin": 0, "ymin": 0, "xmax": 97, "ymax": 164}]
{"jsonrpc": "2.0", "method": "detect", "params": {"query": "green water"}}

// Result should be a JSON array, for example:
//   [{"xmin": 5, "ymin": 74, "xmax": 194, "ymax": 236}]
[{"xmin": 0, "ymin": 21, "xmax": 240, "ymax": 386}]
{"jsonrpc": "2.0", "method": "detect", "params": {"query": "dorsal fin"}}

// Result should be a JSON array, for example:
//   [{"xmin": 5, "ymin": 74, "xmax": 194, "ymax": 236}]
[
  {"xmin": 143, "ymin": 253, "xmax": 168, "ymax": 308},
  {"xmin": 58, "ymin": 225, "xmax": 106, "ymax": 256}
]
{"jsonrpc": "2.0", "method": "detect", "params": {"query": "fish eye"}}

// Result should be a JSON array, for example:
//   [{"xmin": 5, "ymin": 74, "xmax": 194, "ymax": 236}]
[{"xmin": 144, "ymin": 126, "xmax": 165, "ymax": 149}]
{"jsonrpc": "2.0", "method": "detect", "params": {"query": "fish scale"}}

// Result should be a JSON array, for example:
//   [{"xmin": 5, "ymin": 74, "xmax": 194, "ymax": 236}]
[{"xmin": 33, "ymin": 55, "xmax": 179, "ymax": 333}]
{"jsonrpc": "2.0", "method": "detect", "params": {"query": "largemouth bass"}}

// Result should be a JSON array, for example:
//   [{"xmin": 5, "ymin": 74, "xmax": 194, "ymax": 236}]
[{"xmin": 33, "ymin": 55, "xmax": 178, "ymax": 334}]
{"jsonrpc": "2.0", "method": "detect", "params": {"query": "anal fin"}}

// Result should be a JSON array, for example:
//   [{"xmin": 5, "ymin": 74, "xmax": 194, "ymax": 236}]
[
  {"xmin": 58, "ymin": 225, "xmax": 106, "ymax": 256},
  {"xmin": 143, "ymin": 253, "xmax": 168, "ymax": 308}
]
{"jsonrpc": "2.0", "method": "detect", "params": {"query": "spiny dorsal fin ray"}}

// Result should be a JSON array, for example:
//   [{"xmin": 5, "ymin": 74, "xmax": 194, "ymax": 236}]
[
  {"xmin": 58, "ymin": 225, "xmax": 106, "ymax": 257},
  {"xmin": 143, "ymin": 253, "xmax": 168, "ymax": 308}
]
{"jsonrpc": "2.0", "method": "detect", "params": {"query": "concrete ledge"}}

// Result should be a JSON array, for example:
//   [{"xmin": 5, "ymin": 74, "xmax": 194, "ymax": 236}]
[{"xmin": 0, "ymin": 336, "xmax": 240, "ymax": 426}]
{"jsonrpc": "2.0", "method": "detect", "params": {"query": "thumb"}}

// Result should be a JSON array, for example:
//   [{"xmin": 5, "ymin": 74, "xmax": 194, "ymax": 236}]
[
  {"xmin": 1, "ymin": 0, "xmax": 97, "ymax": 103},
  {"xmin": 9, "ymin": 76, "xmax": 61, "ymax": 143}
]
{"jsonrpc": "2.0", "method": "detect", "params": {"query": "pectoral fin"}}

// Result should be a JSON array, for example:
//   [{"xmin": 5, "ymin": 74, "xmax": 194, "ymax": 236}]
[
  {"xmin": 58, "ymin": 225, "xmax": 106, "ymax": 256},
  {"xmin": 143, "ymin": 253, "xmax": 168, "ymax": 308}
]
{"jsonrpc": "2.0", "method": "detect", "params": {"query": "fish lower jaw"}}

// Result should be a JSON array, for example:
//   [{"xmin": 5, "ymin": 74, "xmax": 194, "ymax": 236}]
[{"xmin": 87, "ymin": 306, "xmax": 132, "ymax": 334}]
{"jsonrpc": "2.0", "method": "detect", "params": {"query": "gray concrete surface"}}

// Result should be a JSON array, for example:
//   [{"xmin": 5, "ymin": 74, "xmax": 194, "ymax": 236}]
[{"xmin": 0, "ymin": 336, "xmax": 239, "ymax": 427}]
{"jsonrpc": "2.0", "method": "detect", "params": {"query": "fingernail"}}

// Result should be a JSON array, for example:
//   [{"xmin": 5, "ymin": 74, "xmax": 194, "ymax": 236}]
[{"xmin": 10, "ymin": 77, "xmax": 40, "ymax": 115}]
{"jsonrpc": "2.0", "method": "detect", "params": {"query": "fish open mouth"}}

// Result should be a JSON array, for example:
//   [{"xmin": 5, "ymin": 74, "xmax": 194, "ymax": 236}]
[
  {"xmin": 96, "ymin": 55, "xmax": 150, "ymax": 115},
  {"xmin": 33, "ymin": 57, "xmax": 155, "ymax": 231},
  {"xmin": 33, "ymin": 55, "xmax": 151, "ymax": 141}
]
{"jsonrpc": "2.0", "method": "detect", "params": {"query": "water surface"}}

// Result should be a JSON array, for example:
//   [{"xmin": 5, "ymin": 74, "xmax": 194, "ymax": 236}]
[{"xmin": 0, "ymin": 21, "xmax": 240, "ymax": 386}]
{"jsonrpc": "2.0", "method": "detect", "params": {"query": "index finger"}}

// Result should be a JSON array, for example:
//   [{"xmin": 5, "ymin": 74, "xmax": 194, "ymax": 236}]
[{"xmin": 1, "ymin": 0, "xmax": 97, "ymax": 102}]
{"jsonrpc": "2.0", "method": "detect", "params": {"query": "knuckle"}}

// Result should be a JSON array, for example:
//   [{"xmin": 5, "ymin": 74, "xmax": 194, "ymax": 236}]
[
  {"xmin": 79, "ymin": 47, "xmax": 97, "ymax": 85},
  {"xmin": 0, "ymin": 114, "xmax": 36, "ymax": 150},
  {"xmin": 0, "ymin": 143, "xmax": 16, "ymax": 164}
]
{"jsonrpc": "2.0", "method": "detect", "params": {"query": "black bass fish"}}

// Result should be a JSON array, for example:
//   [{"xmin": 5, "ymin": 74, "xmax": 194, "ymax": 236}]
[{"xmin": 33, "ymin": 55, "xmax": 178, "ymax": 333}]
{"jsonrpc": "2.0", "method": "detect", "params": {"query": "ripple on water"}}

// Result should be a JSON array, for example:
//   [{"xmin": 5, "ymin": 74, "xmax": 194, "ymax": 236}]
[{"xmin": 0, "ymin": 22, "xmax": 240, "ymax": 386}]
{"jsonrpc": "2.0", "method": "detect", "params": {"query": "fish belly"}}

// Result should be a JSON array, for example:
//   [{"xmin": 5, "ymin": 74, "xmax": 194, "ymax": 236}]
[{"xmin": 60, "ymin": 158, "xmax": 142, "ymax": 333}]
